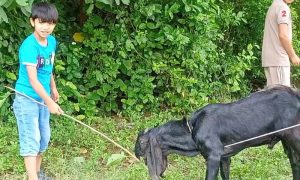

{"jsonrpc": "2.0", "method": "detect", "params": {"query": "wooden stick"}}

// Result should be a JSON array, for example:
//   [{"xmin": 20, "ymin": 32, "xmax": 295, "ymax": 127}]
[{"xmin": 4, "ymin": 86, "xmax": 139, "ymax": 162}]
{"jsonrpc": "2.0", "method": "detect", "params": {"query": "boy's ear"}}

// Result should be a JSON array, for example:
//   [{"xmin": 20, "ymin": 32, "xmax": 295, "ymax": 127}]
[{"xmin": 30, "ymin": 18, "xmax": 35, "ymax": 27}]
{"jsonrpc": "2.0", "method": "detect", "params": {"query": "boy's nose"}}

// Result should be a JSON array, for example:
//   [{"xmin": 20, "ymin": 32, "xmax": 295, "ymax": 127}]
[{"xmin": 42, "ymin": 26, "xmax": 51, "ymax": 30}]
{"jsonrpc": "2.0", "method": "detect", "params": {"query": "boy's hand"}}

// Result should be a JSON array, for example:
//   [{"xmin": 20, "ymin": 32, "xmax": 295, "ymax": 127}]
[
  {"xmin": 51, "ymin": 88, "xmax": 59, "ymax": 102},
  {"xmin": 46, "ymin": 100, "xmax": 64, "ymax": 115}
]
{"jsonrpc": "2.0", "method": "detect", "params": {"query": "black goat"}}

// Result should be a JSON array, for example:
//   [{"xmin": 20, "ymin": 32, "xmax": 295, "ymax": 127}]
[{"xmin": 135, "ymin": 85, "xmax": 300, "ymax": 180}]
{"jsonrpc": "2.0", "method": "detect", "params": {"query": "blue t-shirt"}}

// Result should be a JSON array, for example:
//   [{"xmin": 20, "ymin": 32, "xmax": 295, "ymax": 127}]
[{"xmin": 15, "ymin": 33, "xmax": 57, "ymax": 101}]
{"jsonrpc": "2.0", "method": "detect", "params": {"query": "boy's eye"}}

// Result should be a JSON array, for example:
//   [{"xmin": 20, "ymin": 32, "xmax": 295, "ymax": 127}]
[
  {"xmin": 38, "ymin": 19, "xmax": 46, "ymax": 24},
  {"xmin": 38, "ymin": 20, "xmax": 55, "ymax": 25}
]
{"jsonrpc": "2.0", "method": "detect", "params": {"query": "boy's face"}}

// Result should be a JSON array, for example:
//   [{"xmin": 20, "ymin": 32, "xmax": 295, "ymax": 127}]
[{"xmin": 30, "ymin": 18, "xmax": 56, "ymax": 39}]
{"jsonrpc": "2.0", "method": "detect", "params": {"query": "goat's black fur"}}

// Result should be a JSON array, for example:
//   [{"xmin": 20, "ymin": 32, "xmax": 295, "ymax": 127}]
[{"xmin": 135, "ymin": 86, "xmax": 300, "ymax": 180}]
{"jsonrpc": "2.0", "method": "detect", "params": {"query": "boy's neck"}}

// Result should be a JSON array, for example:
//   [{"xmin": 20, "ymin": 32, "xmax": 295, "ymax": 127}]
[{"xmin": 33, "ymin": 32, "xmax": 47, "ymax": 46}]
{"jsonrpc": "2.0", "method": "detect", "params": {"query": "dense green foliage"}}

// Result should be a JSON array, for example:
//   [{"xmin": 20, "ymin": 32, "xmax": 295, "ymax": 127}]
[{"xmin": 4, "ymin": 0, "xmax": 298, "ymax": 116}]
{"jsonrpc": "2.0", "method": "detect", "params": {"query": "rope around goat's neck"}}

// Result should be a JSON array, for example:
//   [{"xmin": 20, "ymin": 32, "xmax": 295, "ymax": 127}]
[
  {"xmin": 186, "ymin": 120, "xmax": 192, "ymax": 133},
  {"xmin": 4, "ymin": 86, "xmax": 139, "ymax": 162}
]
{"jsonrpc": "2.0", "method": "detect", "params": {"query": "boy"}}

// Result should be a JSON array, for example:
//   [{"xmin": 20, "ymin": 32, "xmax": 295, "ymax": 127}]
[
  {"xmin": 13, "ymin": 2, "xmax": 63, "ymax": 180},
  {"xmin": 262, "ymin": 0, "xmax": 300, "ymax": 87}
]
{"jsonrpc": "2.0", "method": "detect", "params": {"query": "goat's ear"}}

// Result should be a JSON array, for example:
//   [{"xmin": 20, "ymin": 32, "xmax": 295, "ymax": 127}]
[
  {"xmin": 136, "ymin": 129, "xmax": 147, "ymax": 140},
  {"xmin": 145, "ymin": 137, "xmax": 166, "ymax": 179},
  {"xmin": 137, "ymin": 129, "xmax": 149, "ymax": 144}
]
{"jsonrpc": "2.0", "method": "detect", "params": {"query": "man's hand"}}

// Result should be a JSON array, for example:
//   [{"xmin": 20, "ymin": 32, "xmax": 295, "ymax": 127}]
[{"xmin": 290, "ymin": 55, "xmax": 300, "ymax": 65}]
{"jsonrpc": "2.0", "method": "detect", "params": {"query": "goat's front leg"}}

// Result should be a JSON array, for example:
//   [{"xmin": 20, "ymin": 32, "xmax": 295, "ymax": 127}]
[{"xmin": 205, "ymin": 151, "xmax": 222, "ymax": 180}]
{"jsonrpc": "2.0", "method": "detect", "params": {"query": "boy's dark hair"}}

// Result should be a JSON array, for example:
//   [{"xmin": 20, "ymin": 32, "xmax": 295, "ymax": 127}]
[{"xmin": 31, "ymin": 2, "xmax": 58, "ymax": 24}]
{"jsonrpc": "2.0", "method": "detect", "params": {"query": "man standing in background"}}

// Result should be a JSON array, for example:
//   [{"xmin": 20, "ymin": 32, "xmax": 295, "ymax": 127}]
[{"xmin": 262, "ymin": 0, "xmax": 300, "ymax": 87}]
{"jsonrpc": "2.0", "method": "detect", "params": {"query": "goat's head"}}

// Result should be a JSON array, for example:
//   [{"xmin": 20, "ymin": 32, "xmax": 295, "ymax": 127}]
[
  {"xmin": 134, "ymin": 128, "xmax": 167, "ymax": 180},
  {"xmin": 134, "ymin": 117, "xmax": 199, "ymax": 180}
]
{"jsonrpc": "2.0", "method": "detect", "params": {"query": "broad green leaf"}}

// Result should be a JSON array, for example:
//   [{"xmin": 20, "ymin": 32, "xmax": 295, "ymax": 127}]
[
  {"xmin": 102, "ymin": 84, "xmax": 111, "ymax": 93},
  {"xmin": 3, "ymin": 0, "xmax": 13, "ymax": 8},
  {"xmin": 138, "ymin": 23, "xmax": 146, "ymax": 29},
  {"xmin": 2, "ymin": 40, "xmax": 8, "ymax": 47},
  {"xmin": 116, "ymin": 79, "xmax": 127, "ymax": 91},
  {"xmin": 86, "ymin": 3, "xmax": 94, "ymax": 15},
  {"xmin": 146, "ymin": 22, "xmax": 155, "ymax": 29},
  {"xmin": 121, "ymin": 99, "xmax": 135, "ymax": 106},
  {"xmin": 21, "ymin": 4, "xmax": 32, "ymax": 13},
  {"xmin": 16, "ymin": 0, "xmax": 29, "ymax": 6},
  {"xmin": 74, "ymin": 103, "xmax": 80, "ymax": 112},
  {"xmin": 74, "ymin": 72, "xmax": 82, "ymax": 78},
  {"xmin": 106, "ymin": 152, "xmax": 125, "ymax": 166},
  {"xmin": 118, "ymin": 50, "xmax": 127, "ymax": 58},
  {"xmin": 0, "ymin": 92, "xmax": 10, "ymax": 109},
  {"xmin": 96, "ymin": 89, "xmax": 105, "ymax": 97},
  {"xmin": 54, "ymin": 65, "xmax": 65, "ymax": 71},
  {"xmin": 76, "ymin": 115, "xmax": 85, "ymax": 120},
  {"xmin": 176, "ymin": 85, "xmax": 182, "ymax": 93},
  {"xmin": 121, "ymin": 0, "xmax": 130, "ymax": 5},
  {"xmin": 0, "ymin": 0, "xmax": 8, "ymax": 6},
  {"xmin": 125, "ymin": 39, "xmax": 134, "ymax": 51},
  {"xmin": 96, "ymin": 0, "xmax": 112, "ymax": 5},
  {"xmin": 0, "ymin": 7, "xmax": 8, "ymax": 23},
  {"xmin": 89, "ymin": 15, "xmax": 102, "ymax": 26},
  {"xmin": 6, "ymin": 72, "xmax": 16, "ymax": 80},
  {"xmin": 115, "ymin": 0, "xmax": 120, "ymax": 5},
  {"xmin": 123, "ymin": 60, "xmax": 132, "ymax": 70},
  {"xmin": 20, "ymin": 6, "xmax": 31, "ymax": 17},
  {"xmin": 185, "ymin": 4, "xmax": 191, "ymax": 12},
  {"xmin": 66, "ymin": 81, "xmax": 77, "ymax": 90}
]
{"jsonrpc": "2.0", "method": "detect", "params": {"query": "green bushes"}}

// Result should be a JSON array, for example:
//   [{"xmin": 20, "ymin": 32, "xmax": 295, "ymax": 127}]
[
  {"xmin": 0, "ymin": 1, "xmax": 32, "ymax": 119},
  {"xmin": 1, "ymin": 0, "xmax": 300, "ymax": 116},
  {"xmin": 67, "ymin": 0, "xmax": 257, "ymax": 115}
]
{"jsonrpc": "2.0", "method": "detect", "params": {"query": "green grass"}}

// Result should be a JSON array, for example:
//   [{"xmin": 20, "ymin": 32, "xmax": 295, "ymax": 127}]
[{"xmin": 0, "ymin": 112, "xmax": 293, "ymax": 180}]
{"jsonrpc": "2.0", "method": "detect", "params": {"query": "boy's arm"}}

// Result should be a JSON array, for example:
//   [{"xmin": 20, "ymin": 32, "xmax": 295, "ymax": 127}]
[
  {"xmin": 50, "ymin": 74, "xmax": 59, "ymax": 102},
  {"xmin": 26, "ymin": 65, "xmax": 63, "ymax": 114},
  {"xmin": 278, "ymin": 23, "xmax": 300, "ymax": 65}
]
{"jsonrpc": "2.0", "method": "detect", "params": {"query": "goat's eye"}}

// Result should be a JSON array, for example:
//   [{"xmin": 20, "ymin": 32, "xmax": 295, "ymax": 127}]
[{"xmin": 140, "ymin": 140, "xmax": 148, "ymax": 147}]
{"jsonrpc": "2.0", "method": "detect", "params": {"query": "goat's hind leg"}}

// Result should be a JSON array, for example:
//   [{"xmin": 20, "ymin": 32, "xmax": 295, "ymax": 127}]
[
  {"xmin": 220, "ymin": 157, "xmax": 231, "ymax": 180},
  {"xmin": 282, "ymin": 133, "xmax": 300, "ymax": 180}
]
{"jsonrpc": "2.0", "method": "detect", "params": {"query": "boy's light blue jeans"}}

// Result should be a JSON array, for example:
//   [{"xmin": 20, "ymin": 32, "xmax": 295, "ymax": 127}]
[{"xmin": 13, "ymin": 94, "xmax": 51, "ymax": 156}]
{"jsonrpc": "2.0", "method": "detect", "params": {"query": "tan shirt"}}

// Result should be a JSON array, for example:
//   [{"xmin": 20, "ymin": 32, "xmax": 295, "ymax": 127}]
[{"xmin": 262, "ymin": 0, "xmax": 292, "ymax": 67}]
